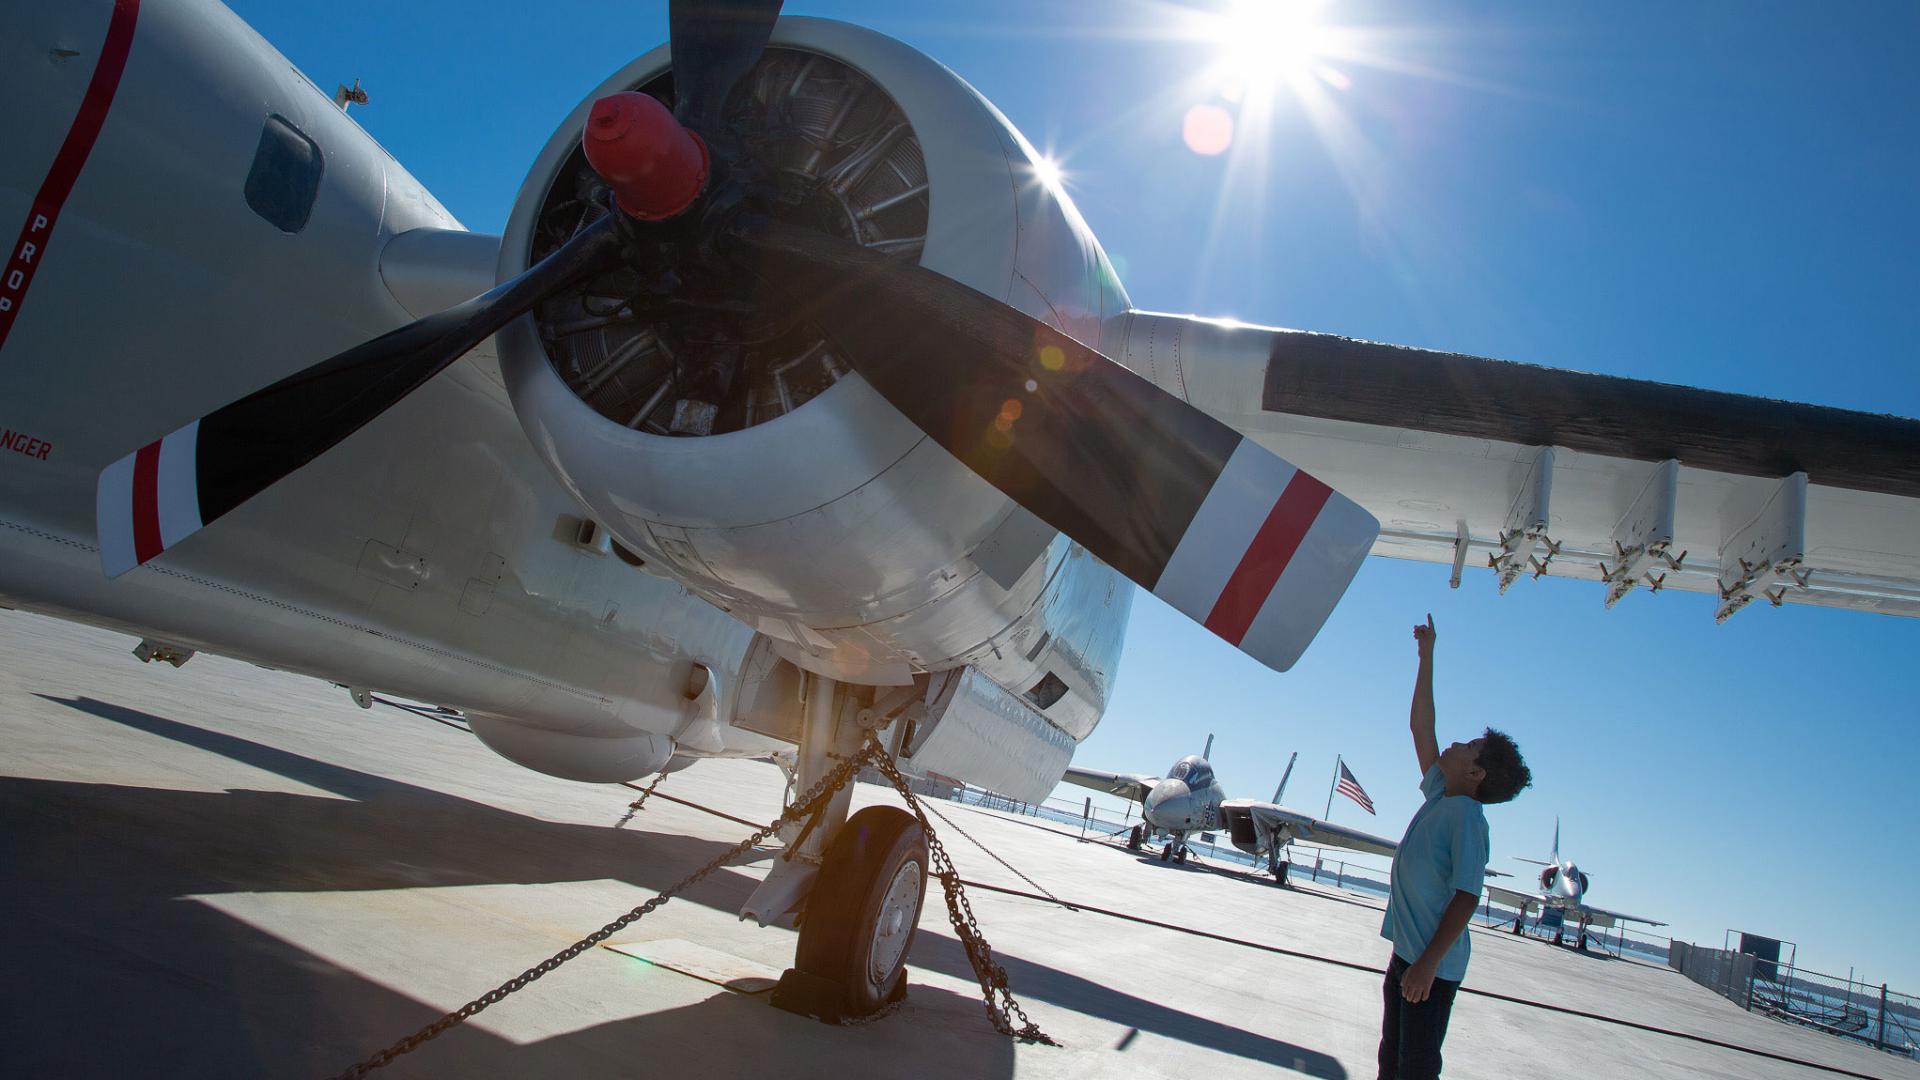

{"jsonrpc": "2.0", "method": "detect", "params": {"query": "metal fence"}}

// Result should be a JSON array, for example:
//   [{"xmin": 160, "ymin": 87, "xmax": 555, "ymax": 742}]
[
  {"xmin": 1670, "ymin": 942, "xmax": 1919, "ymax": 1059},
  {"xmin": 1471, "ymin": 899, "xmax": 1673, "ymax": 964}
]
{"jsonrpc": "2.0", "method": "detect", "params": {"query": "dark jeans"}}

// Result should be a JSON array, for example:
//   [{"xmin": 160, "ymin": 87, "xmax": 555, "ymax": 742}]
[{"xmin": 1378, "ymin": 952, "xmax": 1461, "ymax": 1080}]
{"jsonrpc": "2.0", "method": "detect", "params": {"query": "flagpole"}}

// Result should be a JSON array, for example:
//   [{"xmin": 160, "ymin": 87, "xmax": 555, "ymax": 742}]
[{"xmin": 1325, "ymin": 754, "xmax": 1340, "ymax": 820}]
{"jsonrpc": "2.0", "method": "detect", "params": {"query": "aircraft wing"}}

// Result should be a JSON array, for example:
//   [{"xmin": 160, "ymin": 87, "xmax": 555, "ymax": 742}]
[
  {"xmin": 1122, "ymin": 314, "xmax": 1920, "ymax": 619},
  {"xmin": 1059, "ymin": 766, "xmax": 1159, "ymax": 803},
  {"xmin": 1574, "ymin": 904, "xmax": 1667, "ymax": 929},
  {"xmin": 1231, "ymin": 801, "xmax": 1400, "ymax": 859},
  {"xmin": 1485, "ymin": 884, "xmax": 1546, "ymax": 911}
]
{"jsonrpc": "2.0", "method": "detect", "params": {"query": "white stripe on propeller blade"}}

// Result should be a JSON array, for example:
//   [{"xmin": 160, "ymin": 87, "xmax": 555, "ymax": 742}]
[{"xmin": 1152, "ymin": 439, "xmax": 1377, "ymax": 671}]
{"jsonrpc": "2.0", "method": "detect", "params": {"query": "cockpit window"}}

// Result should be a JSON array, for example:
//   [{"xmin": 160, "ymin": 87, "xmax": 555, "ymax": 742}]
[
  {"xmin": 244, "ymin": 114, "xmax": 323, "ymax": 233},
  {"xmin": 1168, "ymin": 755, "xmax": 1211, "ymax": 790}
]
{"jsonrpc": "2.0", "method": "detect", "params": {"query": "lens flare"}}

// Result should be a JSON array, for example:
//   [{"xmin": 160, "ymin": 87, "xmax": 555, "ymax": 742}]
[{"xmin": 1182, "ymin": 103, "xmax": 1234, "ymax": 155}]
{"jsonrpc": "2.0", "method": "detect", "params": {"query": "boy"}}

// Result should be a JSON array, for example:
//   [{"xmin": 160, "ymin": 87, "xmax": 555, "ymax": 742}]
[{"xmin": 1379, "ymin": 616, "xmax": 1531, "ymax": 1080}]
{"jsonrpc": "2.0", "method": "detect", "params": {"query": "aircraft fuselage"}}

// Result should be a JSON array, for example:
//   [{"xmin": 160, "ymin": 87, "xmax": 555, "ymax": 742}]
[{"xmin": 0, "ymin": 0, "xmax": 1134, "ymax": 794}]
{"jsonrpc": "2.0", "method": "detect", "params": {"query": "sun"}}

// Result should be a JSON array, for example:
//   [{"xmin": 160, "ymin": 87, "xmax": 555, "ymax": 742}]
[{"xmin": 1201, "ymin": 0, "xmax": 1331, "ymax": 103}]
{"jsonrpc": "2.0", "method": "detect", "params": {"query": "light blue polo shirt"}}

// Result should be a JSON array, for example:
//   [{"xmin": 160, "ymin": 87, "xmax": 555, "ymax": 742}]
[{"xmin": 1381, "ymin": 764, "xmax": 1489, "ymax": 982}]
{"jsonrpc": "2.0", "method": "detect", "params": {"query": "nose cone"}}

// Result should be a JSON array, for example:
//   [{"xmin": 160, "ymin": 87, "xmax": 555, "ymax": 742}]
[
  {"xmin": 582, "ymin": 92, "xmax": 709, "ymax": 221},
  {"xmin": 1145, "ymin": 781, "xmax": 1195, "ymax": 828}
]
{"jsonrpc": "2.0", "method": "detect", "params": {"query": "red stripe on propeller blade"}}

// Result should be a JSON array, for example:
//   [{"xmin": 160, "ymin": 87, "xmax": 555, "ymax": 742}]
[
  {"xmin": 1203, "ymin": 471, "xmax": 1333, "ymax": 645},
  {"xmin": 131, "ymin": 439, "xmax": 163, "ymax": 565}
]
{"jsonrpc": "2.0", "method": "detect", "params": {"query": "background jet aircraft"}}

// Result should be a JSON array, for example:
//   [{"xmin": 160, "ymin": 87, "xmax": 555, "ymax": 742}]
[
  {"xmin": 1063, "ymin": 745, "xmax": 1399, "ymax": 880},
  {"xmin": 1060, "ymin": 734, "xmax": 1227, "ymax": 863},
  {"xmin": 5, "ymin": 0, "xmax": 1917, "ymax": 1024},
  {"xmin": 1486, "ymin": 821, "xmax": 1665, "ymax": 950}
]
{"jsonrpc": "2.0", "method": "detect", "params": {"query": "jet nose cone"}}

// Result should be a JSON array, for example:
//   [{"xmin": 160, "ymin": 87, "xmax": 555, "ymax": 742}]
[
  {"xmin": 1145, "ymin": 781, "xmax": 1192, "ymax": 824},
  {"xmin": 1146, "ymin": 779, "xmax": 1189, "ymax": 809}
]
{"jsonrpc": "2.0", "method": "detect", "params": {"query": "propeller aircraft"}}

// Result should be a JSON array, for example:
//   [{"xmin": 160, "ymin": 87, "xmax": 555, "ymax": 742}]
[{"xmin": 5, "ymin": 0, "xmax": 1918, "ymax": 1022}]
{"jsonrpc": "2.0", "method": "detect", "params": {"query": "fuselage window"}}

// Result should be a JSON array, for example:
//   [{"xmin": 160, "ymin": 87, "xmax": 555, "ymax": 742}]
[
  {"xmin": 1024, "ymin": 671, "xmax": 1068, "ymax": 710},
  {"xmin": 244, "ymin": 114, "xmax": 323, "ymax": 233}
]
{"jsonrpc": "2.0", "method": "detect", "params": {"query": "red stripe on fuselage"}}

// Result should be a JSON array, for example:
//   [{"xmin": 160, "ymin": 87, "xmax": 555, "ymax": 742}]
[
  {"xmin": 1203, "ymin": 471, "xmax": 1334, "ymax": 645},
  {"xmin": 0, "ymin": 0, "xmax": 141, "ymax": 357},
  {"xmin": 132, "ymin": 439, "xmax": 162, "ymax": 565}
]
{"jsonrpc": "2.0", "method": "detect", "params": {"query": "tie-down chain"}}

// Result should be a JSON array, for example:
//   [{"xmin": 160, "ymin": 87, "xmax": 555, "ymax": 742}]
[{"xmin": 327, "ymin": 732, "xmax": 1052, "ymax": 1079}]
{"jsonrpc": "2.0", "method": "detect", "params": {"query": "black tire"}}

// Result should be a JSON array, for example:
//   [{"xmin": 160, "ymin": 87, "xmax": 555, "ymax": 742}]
[
  {"xmin": 1159, "ymin": 842, "xmax": 1172, "ymax": 862},
  {"xmin": 793, "ymin": 806, "xmax": 928, "ymax": 1016},
  {"xmin": 1175, "ymin": 845, "xmax": 1188, "ymax": 865},
  {"xmin": 1127, "ymin": 825, "xmax": 1143, "ymax": 851}
]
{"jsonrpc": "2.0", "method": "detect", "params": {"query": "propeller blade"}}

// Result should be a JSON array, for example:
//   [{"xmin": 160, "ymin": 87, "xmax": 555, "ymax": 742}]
[
  {"xmin": 96, "ymin": 215, "xmax": 623, "ymax": 578},
  {"xmin": 735, "ymin": 222, "xmax": 1379, "ymax": 672},
  {"xmin": 668, "ymin": 0, "xmax": 786, "ymax": 136}
]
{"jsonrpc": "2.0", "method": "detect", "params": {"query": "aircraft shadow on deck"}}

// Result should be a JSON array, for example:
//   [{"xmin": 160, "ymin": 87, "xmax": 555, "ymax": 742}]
[{"xmin": 4, "ymin": 696, "xmax": 1347, "ymax": 1078}]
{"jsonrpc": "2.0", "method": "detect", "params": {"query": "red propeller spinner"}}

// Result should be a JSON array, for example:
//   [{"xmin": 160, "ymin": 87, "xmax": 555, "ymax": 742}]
[{"xmin": 582, "ymin": 91, "xmax": 709, "ymax": 221}]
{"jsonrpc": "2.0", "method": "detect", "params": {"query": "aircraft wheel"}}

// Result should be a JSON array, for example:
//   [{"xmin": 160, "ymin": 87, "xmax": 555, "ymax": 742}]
[
  {"xmin": 1274, "ymin": 860, "xmax": 1291, "ymax": 886},
  {"xmin": 792, "ymin": 806, "xmax": 927, "ymax": 1017},
  {"xmin": 1511, "ymin": 917, "xmax": 1523, "ymax": 935},
  {"xmin": 1159, "ymin": 843, "xmax": 1172, "ymax": 862},
  {"xmin": 1175, "ymin": 845, "xmax": 1188, "ymax": 865},
  {"xmin": 1127, "ymin": 825, "xmax": 1143, "ymax": 851}
]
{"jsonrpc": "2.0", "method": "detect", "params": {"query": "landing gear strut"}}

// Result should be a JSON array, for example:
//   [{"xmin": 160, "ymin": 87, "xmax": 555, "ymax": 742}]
[{"xmin": 746, "ymin": 671, "xmax": 929, "ymax": 1024}]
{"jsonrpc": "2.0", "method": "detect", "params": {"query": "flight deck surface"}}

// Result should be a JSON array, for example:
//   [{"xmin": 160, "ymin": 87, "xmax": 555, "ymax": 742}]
[{"xmin": 3, "ymin": 608, "xmax": 1911, "ymax": 1080}]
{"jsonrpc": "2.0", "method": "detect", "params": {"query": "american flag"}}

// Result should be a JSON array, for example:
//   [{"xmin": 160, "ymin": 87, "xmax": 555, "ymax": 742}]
[{"xmin": 1336, "ymin": 761, "xmax": 1375, "ymax": 815}]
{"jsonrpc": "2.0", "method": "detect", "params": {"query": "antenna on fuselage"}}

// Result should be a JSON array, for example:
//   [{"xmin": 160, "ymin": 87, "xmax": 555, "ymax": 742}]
[
  {"xmin": 1272, "ymin": 751, "xmax": 1298, "ymax": 803},
  {"xmin": 1202, "ymin": 732, "xmax": 1214, "ymax": 761},
  {"xmin": 334, "ymin": 78, "xmax": 369, "ymax": 112}
]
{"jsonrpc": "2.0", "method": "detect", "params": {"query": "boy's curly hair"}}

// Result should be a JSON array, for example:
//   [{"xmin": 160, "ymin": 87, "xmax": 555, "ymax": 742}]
[{"xmin": 1475, "ymin": 728, "xmax": 1531, "ymax": 805}]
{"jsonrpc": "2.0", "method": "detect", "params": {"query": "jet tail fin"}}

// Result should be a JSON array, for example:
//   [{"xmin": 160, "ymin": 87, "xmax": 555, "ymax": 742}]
[
  {"xmin": 1551, "ymin": 817, "xmax": 1561, "ymax": 863},
  {"xmin": 1272, "ymin": 751, "xmax": 1297, "ymax": 803}
]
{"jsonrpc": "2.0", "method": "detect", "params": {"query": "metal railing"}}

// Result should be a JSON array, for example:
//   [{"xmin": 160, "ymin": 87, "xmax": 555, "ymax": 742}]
[
  {"xmin": 1670, "ymin": 942, "xmax": 1918, "ymax": 1059},
  {"xmin": 945, "ymin": 784, "xmax": 1396, "ymax": 895},
  {"xmin": 1472, "ymin": 899, "xmax": 1673, "ymax": 964}
]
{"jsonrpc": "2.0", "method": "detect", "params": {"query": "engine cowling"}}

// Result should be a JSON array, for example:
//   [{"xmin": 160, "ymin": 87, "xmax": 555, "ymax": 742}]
[{"xmin": 494, "ymin": 19, "xmax": 1132, "ymax": 732}]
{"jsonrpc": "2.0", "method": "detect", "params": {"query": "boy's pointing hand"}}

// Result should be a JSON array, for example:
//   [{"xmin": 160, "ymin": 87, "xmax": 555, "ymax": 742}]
[{"xmin": 1413, "ymin": 614, "xmax": 1436, "ymax": 658}]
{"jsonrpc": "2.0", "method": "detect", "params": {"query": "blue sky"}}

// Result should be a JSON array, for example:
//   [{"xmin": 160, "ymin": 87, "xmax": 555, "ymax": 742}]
[{"xmin": 229, "ymin": 0, "xmax": 1920, "ymax": 987}]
